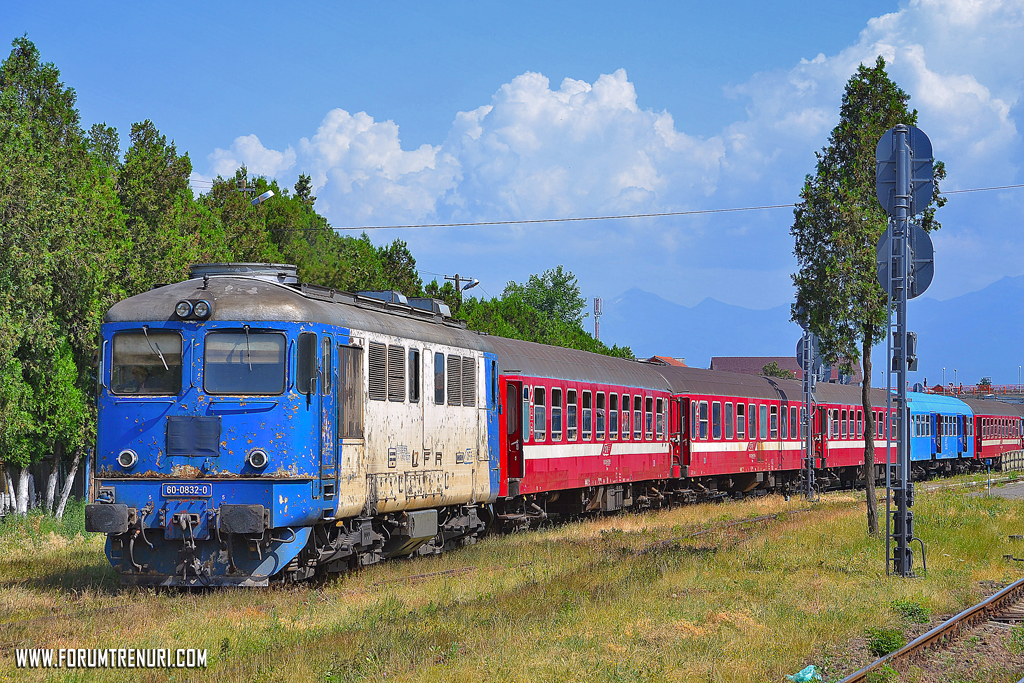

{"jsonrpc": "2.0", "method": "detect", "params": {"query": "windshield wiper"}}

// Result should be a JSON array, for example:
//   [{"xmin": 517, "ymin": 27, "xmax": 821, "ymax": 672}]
[
  {"xmin": 243, "ymin": 325, "xmax": 253, "ymax": 371},
  {"xmin": 142, "ymin": 326, "xmax": 169, "ymax": 371}
]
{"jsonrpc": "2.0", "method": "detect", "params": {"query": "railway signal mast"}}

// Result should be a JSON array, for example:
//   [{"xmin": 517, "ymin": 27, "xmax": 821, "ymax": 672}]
[
  {"xmin": 796, "ymin": 327, "xmax": 820, "ymax": 500},
  {"xmin": 875, "ymin": 124, "xmax": 935, "ymax": 577}
]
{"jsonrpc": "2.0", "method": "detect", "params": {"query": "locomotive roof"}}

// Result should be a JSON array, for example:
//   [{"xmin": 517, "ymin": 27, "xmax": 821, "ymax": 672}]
[{"xmin": 104, "ymin": 275, "xmax": 495, "ymax": 352}]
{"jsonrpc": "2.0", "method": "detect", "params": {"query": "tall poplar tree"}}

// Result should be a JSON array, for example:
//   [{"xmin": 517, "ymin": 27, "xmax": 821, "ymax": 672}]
[{"xmin": 791, "ymin": 56, "xmax": 945, "ymax": 535}]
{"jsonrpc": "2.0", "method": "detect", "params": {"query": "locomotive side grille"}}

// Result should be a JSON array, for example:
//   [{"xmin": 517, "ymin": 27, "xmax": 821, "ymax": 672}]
[
  {"xmin": 387, "ymin": 344, "xmax": 405, "ymax": 402},
  {"xmin": 447, "ymin": 355, "xmax": 461, "ymax": 406},
  {"xmin": 462, "ymin": 356, "xmax": 476, "ymax": 407},
  {"xmin": 368, "ymin": 342, "xmax": 386, "ymax": 401}
]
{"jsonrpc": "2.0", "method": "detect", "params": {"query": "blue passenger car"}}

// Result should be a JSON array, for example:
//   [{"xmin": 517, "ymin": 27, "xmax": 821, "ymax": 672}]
[{"xmin": 907, "ymin": 392, "xmax": 974, "ymax": 469}]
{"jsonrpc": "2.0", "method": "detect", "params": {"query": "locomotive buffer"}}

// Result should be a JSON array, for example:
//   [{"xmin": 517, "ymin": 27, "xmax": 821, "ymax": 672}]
[{"xmin": 875, "ymin": 124, "xmax": 935, "ymax": 578}]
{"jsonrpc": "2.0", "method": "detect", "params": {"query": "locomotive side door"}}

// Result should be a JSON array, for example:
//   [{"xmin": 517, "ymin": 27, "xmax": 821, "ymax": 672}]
[
  {"xmin": 321, "ymin": 335, "xmax": 336, "ymax": 501},
  {"xmin": 298, "ymin": 331, "xmax": 323, "ymax": 500},
  {"xmin": 505, "ymin": 380, "xmax": 524, "ymax": 484}
]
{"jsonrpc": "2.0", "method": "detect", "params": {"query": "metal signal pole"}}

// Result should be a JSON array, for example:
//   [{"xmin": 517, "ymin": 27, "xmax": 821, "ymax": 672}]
[
  {"xmin": 876, "ymin": 124, "xmax": 934, "ymax": 578},
  {"xmin": 800, "ymin": 331, "xmax": 817, "ymax": 501}
]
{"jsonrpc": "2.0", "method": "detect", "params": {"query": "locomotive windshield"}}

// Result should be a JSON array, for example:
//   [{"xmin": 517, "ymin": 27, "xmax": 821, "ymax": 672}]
[
  {"xmin": 204, "ymin": 330, "xmax": 286, "ymax": 395},
  {"xmin": 111, "ymin": 330, "xmax": 183, "ymax": 395}
]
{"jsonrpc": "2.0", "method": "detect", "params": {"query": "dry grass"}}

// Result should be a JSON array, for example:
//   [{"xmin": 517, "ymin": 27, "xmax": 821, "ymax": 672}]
[{"xmin": 2, "ymin": 480, "xmax": 1023, "ymax": 682}]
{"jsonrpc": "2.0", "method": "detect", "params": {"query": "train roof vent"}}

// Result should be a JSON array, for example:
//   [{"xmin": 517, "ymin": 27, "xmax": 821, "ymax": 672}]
[
  {"xmin": 358, "ymin": 290, "xmax": 409, "ymax": 305},
  {"xmin": 189, "ymin": 263, "xmax": 298, "ymax": 284},
  {"xmin": 408, "ymin": 297, "xmax": 452, "ymax": 318}
]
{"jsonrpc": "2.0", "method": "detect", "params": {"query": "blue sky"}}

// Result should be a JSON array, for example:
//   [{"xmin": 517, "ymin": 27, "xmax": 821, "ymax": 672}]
[{"xmin": 5, "ymin": 1, "xmax": 1022, "ymax": 315}]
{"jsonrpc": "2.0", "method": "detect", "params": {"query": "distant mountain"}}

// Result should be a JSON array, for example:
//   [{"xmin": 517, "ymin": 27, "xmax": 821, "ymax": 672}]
[{"xmin": 600, "ymin": 277, "xmax": 1024, "ymax": 387}]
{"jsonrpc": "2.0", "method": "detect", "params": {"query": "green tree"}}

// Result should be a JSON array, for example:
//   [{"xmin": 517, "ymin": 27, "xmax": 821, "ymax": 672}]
[
  {"xmin": 791, "ymin": 56, "xmax": 945, "ymax": 534},
  {"xmin": 505, "ymin": 265, "xmax": 588, "ymax": 327},
  {"xmin": 377, "ymin": 239, "xmax": 422, "ymax": 297},
  {"xmin": 294, "ymin": 173, "xmax": 316, "ymax": 206},
  {"xmin": 457, "ymin": 270, "xmax": 633, "ymax": 359},
  {"xmin": 0, "ymin": 36, "xmax": 113, "ymax": 511},
  {"xmin": 761, "ymin": 361, "xmax": 796, "ymax": 380}
]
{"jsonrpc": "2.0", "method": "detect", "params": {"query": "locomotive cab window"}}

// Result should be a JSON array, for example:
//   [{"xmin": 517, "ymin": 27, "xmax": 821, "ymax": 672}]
[
  {"xmin": 111, "ymin": 329, "xmax": 183, "ymax": 395},
  {"xmin": 204, "ymin": 330, "xmax": 286, "ymax": 395},
  {"xmin": 322, "ymin": 337, "xmax": 332, "ymax": 395}
]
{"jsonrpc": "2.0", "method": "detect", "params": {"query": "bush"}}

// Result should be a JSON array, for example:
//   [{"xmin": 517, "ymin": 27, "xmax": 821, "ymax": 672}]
[
  {"xmin": 865, "ymin": 627, "xmax": 906, "ymax": 657},
  {"xmin": 891, "ymin": 598, "xmax": 930, "ymax": 624}
]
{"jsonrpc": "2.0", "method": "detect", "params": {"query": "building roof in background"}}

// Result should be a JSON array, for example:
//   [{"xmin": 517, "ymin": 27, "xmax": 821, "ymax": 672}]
[{"xmin": 646, "ymin": 356, "xmax": 688, "ymax": 367}]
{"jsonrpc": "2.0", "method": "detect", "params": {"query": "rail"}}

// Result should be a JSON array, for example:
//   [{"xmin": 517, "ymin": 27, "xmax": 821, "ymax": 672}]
[{"xmin": 838, "ymin": 575, "xmax": 1024, "ymax": 683}]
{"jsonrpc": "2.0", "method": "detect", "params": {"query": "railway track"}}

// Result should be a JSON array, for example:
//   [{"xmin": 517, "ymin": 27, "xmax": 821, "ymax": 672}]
[{"xmin": 839, "ymin": 576, "xmax": 1024, "ymax": 682}]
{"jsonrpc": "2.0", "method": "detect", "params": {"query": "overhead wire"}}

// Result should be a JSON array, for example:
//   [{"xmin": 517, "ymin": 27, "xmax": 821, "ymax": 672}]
[{"xmin": 183, "ymin": 181, "xmax": 1024, "ymax": 232}]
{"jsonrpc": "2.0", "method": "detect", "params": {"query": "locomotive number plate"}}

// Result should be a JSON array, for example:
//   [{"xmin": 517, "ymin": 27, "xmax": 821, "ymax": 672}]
[{"xmin": 161, "ymin": 483, "xmax": 213, "ymax": 498}]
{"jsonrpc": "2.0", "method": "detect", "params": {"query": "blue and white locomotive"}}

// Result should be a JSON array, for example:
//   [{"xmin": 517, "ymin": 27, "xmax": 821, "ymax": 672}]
[{"xmin": 88, "ymin": 263, "xmax": 499, "ymax": 585}]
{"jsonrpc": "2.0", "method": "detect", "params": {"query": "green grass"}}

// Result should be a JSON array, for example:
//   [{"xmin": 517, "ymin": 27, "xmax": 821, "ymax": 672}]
[{"xmin": 1, "ymin": 481, "xmax": 1023, "ymax": 682}]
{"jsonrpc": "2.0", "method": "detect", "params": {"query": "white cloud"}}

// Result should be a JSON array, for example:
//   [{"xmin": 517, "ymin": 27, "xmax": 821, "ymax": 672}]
[
  {"xmin": 208, "ymin": 134, "xmax": 296, "ymax": 179},
  {"xmin": 197, "ymin": 0, "xmax": 1023, "ymax": 307}
]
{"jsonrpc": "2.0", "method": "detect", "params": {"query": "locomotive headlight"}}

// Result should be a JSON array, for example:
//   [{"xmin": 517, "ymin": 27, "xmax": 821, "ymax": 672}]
[
  {"xmin": 175, "ymin": 300, "xmax": 193, "ymax": 318},
  {"xmin": 117, "ymin": 449, "xmax": 138, "ymax": 469},
  {"xmin": 247, "ymin": 448, "xmax": 269, "ymax": 469},
  {"xmin": 193, "ymin": 300, "xmax": 211, "ymax": 318}
]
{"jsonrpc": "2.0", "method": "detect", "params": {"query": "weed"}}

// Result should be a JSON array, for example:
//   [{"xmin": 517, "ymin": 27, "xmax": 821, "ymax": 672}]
[
  {"xmin": 891, "ymin": 598, "xmax": 930, "ymax": 623},
  {"xmin": 1007, "ymin": 625, "xmax": 1024, "ymax": 654},
  {"xmin": 865, "ymin": 627, "xmax": 907, "ymax": 657},
  {"xmin": 866, "ymin": 664, "xmax": 899, "ymax": 683}
]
